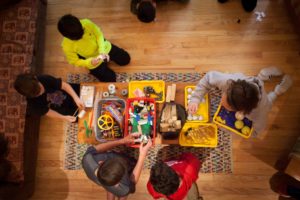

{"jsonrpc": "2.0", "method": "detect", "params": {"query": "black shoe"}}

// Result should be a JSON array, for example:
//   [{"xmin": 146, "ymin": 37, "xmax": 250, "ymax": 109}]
[
  {"xmin": 241, "ymin": 0, "xmax": 257, "ymax": 12},
  {"xmin": 218, "ymin": 0, "xmax": 228, "ymax": 3}
]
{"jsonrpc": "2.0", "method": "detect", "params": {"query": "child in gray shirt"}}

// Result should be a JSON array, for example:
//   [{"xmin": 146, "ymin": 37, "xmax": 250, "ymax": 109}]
[{"xmin": 188, "ymin": 67, "xmax": 292, "ymax": 134}]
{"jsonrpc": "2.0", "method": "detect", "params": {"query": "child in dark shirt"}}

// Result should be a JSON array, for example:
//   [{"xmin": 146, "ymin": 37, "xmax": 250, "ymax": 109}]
[
  {"xmin": 131, "ymin": 0, "xmax": 189, "ymax": 23},
  {"xmin": 82, "ymin": 133, "xmax": 152, "ymax": 199},
  {"xmin": 14, "ymin": 73, "xmax": 84, "ymax": 122}
]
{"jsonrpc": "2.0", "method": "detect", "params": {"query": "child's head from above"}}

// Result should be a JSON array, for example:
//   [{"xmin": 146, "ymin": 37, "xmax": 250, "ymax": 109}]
[
  {"xmin": 150, "ymin": 162, "xmax": 180, "ymax": 196},
  {"xmin": 221, "ymin": 79, "xmax": 259, "ymax": 114},
  {"xmin": 58, "ymin": 14, "xmax": 84, "ymax": 40},
  {"xmin": 14, "ymin": 73, "xmax": 43, "ymax": 98},
  {"xmin": 137, "ymin": 0, "xmax": 156, "ymax": 23},
  {"xmin": 97, "ymin": 156, "xmax": 128, "ymax": 187}
]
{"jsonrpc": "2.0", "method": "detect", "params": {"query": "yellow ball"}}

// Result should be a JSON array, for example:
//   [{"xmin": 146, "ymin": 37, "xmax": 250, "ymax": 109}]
[
  {"xmin": 241, "ymin": 126, "xmax": 251, "ymax": 135},
  {"xmin": 234, "ymin": 120, "xmax": 244, "ymax": 129}
]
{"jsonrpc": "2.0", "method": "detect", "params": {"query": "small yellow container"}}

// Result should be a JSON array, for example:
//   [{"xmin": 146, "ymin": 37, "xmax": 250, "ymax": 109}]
[
  {"xmin": 213, "ymin": 105, "xmax": 253, "ymax": 138},
  {"xmin": 179, "ymin": 122, "xmax": 218, "ymax": 147},
  {"xmin": 128, "ymin": 80, "xmax": 165, "ymax": 103},
  {"xmin": 184, "ymin": 86, "xmax": 209, "ymax": 123}
]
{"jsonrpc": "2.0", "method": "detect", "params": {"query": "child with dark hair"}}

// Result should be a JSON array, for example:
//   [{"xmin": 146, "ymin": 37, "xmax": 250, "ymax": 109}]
[
  {"xmin": 82, "ymin": 133, "xmax": 152, "ymax": 200},
  {"xmin": 218, "ymin": 0, "xmax": 257, "ymax": 12},
  {"xmin": 58, "ymin": 14, "xmax": 130, "ymax": 82},
  {"xmin": 188, "ymin": 67, "xmax": 293, "ymax": 134},
  {"xmin": 131, "ymin": 0, "xmax": 189, "ymax": 23},
  {"xmin": 147, "ymin": 153, "xmax": 201, "ymax": 200},
  {"xmin": 14, "ymin": 73, "xmax": 84, "ymax": 122},
  {"xmin": 131, "ymin": 0, "xmax": 156, "ymax": 23}
]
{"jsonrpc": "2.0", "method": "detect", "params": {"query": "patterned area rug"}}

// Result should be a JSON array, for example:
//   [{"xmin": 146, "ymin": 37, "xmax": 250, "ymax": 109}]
[{"xmin": 64, "ymin": 73, "xmax": 232, "ymax": 173}]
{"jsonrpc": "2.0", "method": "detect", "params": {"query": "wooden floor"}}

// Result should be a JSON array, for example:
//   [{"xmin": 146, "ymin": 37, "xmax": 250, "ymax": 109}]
[{"xmin": 31, "ymin": 0, "xmax": 300, "ymax": 199}]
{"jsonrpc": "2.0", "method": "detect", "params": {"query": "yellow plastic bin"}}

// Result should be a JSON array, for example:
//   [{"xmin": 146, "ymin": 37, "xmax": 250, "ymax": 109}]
[
  {"xmin": 128, "ymin": 80, "xmax": 165, "ymax": 103},
  {"xmin": 184, "ymin": 86, "xmax": 209, "ymax": 123},
  {"xmin": 213, "ymin": 105, "xmax": 253, "ymax": 138},
  {"xmin": 179, "ymin": 122, "xmax": 218, "ymax": 147}
]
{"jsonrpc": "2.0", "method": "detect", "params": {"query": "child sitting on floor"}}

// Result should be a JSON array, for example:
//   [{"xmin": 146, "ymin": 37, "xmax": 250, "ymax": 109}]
[
  {"xmin": 188, "ymin": 67, "xmax": 293, "ymax": 134},
  {"xmin": 14, "ymin": 73, "xmax": 84, "ymax": 122}
]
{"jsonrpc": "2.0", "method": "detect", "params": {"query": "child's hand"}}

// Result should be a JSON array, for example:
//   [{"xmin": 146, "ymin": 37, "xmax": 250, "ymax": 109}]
[
  {"xmin": 75, "ymin": 98, "xmax": 85, "ymax": 110},
  {"xmin": 91, "ymin": 57, "xmax": 101, "ymax": 66},
  {"xmin": 98, "ymin": 54, "xmax": 110, "ymax": 62},
  {"xmin": 64, "ymin": 115, "xmax": 77, "ymax": 123},
  {"xmin": 188, "ymin": 102, "xmax": 199, "ymax": 114},
  {"xmin": 139, "ymin": 139, "xmax": 152, "ymax": 157},
  {"xmin": 122, "ymin": 133, "xmax": 141, "ymax": 145}
]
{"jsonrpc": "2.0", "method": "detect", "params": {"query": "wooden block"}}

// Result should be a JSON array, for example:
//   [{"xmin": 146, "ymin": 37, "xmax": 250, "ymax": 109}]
[
  {"xmin": 162, "ymin": 104, "xmax": 171, "ymax": 122},
  {"xmin": 160, "ymin": 123, "xmax": 170, "ymax": 132},
  {"xmin": 170, "ymin": 84, "xmax": 176, "ymax": 102},
  {"xmin": 171, "ymin": 104, "xmax": 177, "ymax": 120},
  {"xmin": 174, "ymin": 120, "xmax": 181, "ymax": 129},
  {"xmin": 166, "ymin": 85, "xmax": 172, "ymax": 103}
]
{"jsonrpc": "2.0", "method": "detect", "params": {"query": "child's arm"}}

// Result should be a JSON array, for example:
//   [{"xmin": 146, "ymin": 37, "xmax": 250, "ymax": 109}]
[
  {"xmin": 93, "ymin": 133, "xmax": 140, "ymax": 153},
  {"xmin": 84, "ymin": 19, "xmax": 106, "ymax": 54},
  {"xmin": 131, "ymin": 140, "xmax": 152, "ymax": 184},
  {"xmin": 45, "ymin": 109, "xmax": 76, "ymax": 122},
  {"xmin": 191, "ymin": 71, "xmax": 231, "ymax": 104},
  {"xmin": 61, "ymin": 82, "xmax": 85, "ymax": 110},
  {"xmin": 62, "ymin": 41, "xmax": 95, "ymax": 68}
]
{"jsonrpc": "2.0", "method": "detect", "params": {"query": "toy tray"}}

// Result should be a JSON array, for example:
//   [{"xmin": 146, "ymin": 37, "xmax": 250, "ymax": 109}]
[
  {"xmin": 213, "ymin": 105, "xmax": 253, "ymax": 138},
  {"xmin": 95, "ymin": 97, "xmax": 126, "ymax": 142},
  {"xmin": 124, "ymin": 97, "xmax": 156, "ymax": 148},
  {"xmin": 128, "ymin": 80, "xmax": 165, "ymax": 103},
  {"xmin": 179, "ymin": 122, "xmax": 218, "ymax": 147},
  {"xmin": 184, "ymin": 86, "xmax": 209, "ymax": 123}
]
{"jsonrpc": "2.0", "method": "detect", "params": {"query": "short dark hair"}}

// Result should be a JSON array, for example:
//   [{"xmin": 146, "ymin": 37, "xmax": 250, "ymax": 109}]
[
  {"xmin": 226, "ymin": 79, "xmax": 259, "ymax": 114},
  {"xmin": 150, "ymin": 162, "xmax": 180, "ymax": 196},
  {"xmin": 97, "ymin": 157, "xmax": 127, "ymax": 186},
  {"xmin": 137, "ymin": 1, "xmax": 156, "ymax": 23},
  {"xmin": 14, "ymin": 73, "xmax": 41, "ymax": 98},
  {"xmin": 58, "ymin": 14, "xmax": 84, "ymax": 40}
]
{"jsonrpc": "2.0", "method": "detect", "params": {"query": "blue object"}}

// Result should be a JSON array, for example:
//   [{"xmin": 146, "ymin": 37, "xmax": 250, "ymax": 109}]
[{"xmin": 217, "ymin": 106, "xmax": 252, "ymax": 131}]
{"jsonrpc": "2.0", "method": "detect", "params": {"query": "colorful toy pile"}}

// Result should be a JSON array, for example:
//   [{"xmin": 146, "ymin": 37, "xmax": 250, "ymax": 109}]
[
  {"xmin": 95, "ymin": 98, "xmax": 126, "ymax": 142},
  {"xmin": 125, "ymin": 98, "xmax": 156, "ymax": 147}
]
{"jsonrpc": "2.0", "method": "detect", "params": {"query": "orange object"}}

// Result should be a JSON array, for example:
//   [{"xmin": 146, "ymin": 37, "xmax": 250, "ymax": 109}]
[{"xmin": 88, "ymin": 110, "xmax": 94, "ymax": 128}]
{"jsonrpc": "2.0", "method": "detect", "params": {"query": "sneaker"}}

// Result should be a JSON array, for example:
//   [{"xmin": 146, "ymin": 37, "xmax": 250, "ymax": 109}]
[
  {"xmin": 218, "ymin": 0, "xmax": 228, "ymax": 3},
  {"xmin": 241, "ymin": 0, "xmax": 257, "ymax": 12},
  {"xmin": 274, "ymin": 75, "xmax": 293, "ymax": 95},
  {"xmin": 258, "ymin": 67, "xmax": 283, "ymax": 81}
]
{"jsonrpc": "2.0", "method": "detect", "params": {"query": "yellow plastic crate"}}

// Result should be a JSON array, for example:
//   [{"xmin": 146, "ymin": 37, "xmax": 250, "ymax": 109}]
[
  {"xmin": 128, "ymin": 80, "xmax": 165, "ymax": 103},
  {"xmin": 179, "ymin": 122, "xmax": 218, "ymax": 147},
  {"xmin": 184, "ymin": 86, "xmax": 209, "ymax": 123},
  {"xmin": 213, "ymin": 104, "xmax": 253, "ymax": 138}
]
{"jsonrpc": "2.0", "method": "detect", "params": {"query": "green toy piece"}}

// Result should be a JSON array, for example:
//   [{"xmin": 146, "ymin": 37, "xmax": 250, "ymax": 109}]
[
  {"xmin": 84, "ymin": 120, "xmax": 92, "ymax": 137},
  {"xmin": 132, "ymin": 117, "xmax": 139, "ymax": 133},
  {"xmin": 141, "ymin": 122, "xmax": 151, "ymax": 135}
]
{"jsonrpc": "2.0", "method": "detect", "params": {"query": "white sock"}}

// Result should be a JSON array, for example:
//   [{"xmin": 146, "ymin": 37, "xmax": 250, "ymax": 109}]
[{"xmin": 268, "ymin": 91, "xmax": 277, "ymax": 104}]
